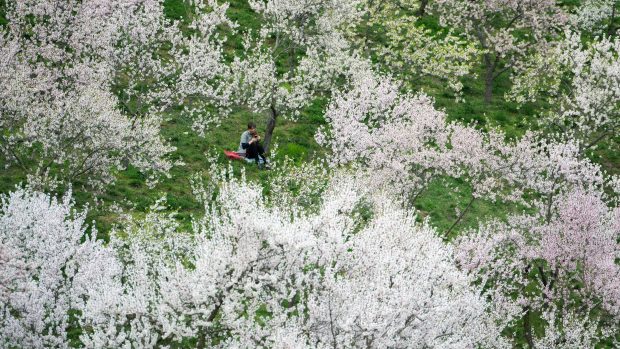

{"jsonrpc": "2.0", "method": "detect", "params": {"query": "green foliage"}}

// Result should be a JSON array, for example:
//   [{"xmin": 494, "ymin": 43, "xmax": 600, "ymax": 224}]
[
  {"xmin": 163, "ymin": 0, "xmax": 189, "ymax": 20},
  {"xmin": 223, "ymin": 0, "xmax": 262, "ymax": 57},
  {"xmin": 0, "ymin": 0, "xmax": 7, "ymax": 26},
  {"xmin": 414, "ymin": 176, "xmax": 526, "ymax": 240},
  {"xmin": 0, "ymin": 0, "xmax": 616, "ymax": 246}
]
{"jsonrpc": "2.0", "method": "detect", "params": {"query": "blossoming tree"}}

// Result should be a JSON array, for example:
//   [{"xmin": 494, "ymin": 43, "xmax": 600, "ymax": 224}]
[
  {"xmin": 0, "ymin": 170, "xmax": 506, "ymax": 347},
  {"xmin": 455, "ymin": 187, "xmax": 620, "ymax": 348},
  {"xmin": 230, "ymin": 0, "xmax": 365, "ymax": 152},
  {"xmin": 0, "ymin": 0, "xmax": 177, "ymax": 189},
  {"xmin": 509, "ymin": 31, "xmax": 620, "ymax": 153},
  {"xmin": 434, "ymin": 0, "xmax": 568, "ymax": 102}
]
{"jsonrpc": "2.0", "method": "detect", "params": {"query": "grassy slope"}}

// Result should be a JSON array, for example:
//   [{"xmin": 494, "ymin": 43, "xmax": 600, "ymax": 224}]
[
  {"xmin": 0, "ymin": 0, "xmax": 617, "ymax": 239},
  {"xmin": 149, "ymin": 1, "xmax": 540, "ymax": 237},
  {"xmin": 0, "ymin": 0, "xmax": 328, "ymax": 240}
]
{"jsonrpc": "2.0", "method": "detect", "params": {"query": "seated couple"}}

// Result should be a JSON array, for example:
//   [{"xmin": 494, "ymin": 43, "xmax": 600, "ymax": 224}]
[{"xmin": 238, "ymin": 122, "xmax": 269, "ymax": 167}]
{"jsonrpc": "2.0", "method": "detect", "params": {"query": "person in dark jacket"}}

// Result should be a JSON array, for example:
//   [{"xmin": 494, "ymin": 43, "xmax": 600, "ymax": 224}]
[{"xmin": 238, "ymin": 122, "xmax": 268, "ymax": 166}]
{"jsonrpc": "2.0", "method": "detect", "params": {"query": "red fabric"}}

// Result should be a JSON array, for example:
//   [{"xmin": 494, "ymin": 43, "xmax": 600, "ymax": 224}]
[{"xmin": 224, "ymin": 150, "xmax": 244, "ymax": 160}]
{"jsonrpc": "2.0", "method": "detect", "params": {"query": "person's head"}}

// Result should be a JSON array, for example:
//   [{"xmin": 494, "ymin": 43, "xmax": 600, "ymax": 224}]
[{"xmin": 247, "ymin": 121, "xmax": 256, "ymax": 132}]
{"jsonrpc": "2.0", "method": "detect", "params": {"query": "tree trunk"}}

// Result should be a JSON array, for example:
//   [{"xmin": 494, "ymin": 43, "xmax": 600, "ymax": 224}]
[
  {"xmin": 196, "ymin": 330, "xmax": 207, "ymax": 349},
  {"xmin": 196, "ymin": 300, "xmax": 223, "ymax": 349},
  {"xmin": 263, "ymin": 105, "xmax": 278, "ymax": 153},
  {"xmin": 483, "ymin": 56, "xmax": 495, "ymax": 104},
  {"xmin": 523, "ymin": 305, "xmax": 535, "ymax": 349},
  {"xmin": 415, "ymin": 0, "xmax": 429, "ymax": 17},
  {"xmin": 362, "ymin": 0, "xmax": 375, "ymax": 55},
  {"xmin": 607, "ymin": 3, "xmax": 617, "ymax": 37},
  {"xmin": 288, "ymin": 43, "xmax": 296, "ymax": 75},
  {"xmin": 444, "ymin": 196, "xmax": 475, "ymax": 238}
]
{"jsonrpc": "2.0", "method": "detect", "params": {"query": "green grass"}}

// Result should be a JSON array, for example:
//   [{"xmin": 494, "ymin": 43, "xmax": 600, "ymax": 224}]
[
  {"xmin": 75, "ymin": 63, "xmax": 541, "ymax": 240},
  {"xmin": 0, "ymin": 0, "xmax": 7, "ymax": 26},
  {"xmin": 163, "ymin": 0, "xmax": 191, "ymax": 20},
  {"xmin": 73, "ymin": 95, "xmax": 328, "ymax": 239},
  {"xmin": 1, "ymin": 0, "xmax": 616, "ymax": 240}
]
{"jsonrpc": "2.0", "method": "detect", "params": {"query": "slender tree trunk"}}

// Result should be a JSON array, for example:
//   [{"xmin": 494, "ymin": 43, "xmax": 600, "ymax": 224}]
[
  {"xmin": 483, "ymin": 56, "xmax": 495, "ymax": 104},
  {"xmin": 0, "ymin": 138, "xmax": 27, "ymax": 172},
  {"xmin": 444, "ymin": 196, "xmax": 475, "ymax": 237},
  {"xmin": 523, "ymin": 305, "xmax": 535, "ymax": 349},
  {"xmin": 196, "ymin": 330, "xmax": 207, "ymax": 349},
  {"xmin": 607, "ymin": 3, "xmax": 617, "ymax": 37},
  {"xmin": 415, "ymin": 0, "xmax": 429, "ymax": 17},
  {"xmin": 583, "ymin": 131, "xmax": 611, "ymax": 152},
  {"xmin": 263, "ymin": 105, "xmax": 278, "ymax": 153},
  {"xmin": 410, "ymin": 184, "xmax": 427, "ymax": 205},
  {"xmin": 288, "ymin": 43, "xmax": 296, "ymax": 75},
  {"xmin": 196, "ymin": 300, "xmax": 223, "ymax": 349}
]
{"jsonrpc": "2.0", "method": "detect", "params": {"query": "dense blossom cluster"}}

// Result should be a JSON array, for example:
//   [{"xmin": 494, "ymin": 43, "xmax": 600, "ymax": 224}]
[
  {"xmin": 510, "ymin": 31, "xmax": 620, "ymax": 151},
  {"xmin": 456, "ymin": 188, "xmax": 620, "ymax": 347},
  {"xmin": 0, "ymin": 189, "xmax": 118, "ymax": 347},
  {"xmin": 316, "ymin": 70, "xmax": 450, "ymax": 198},
  {"xmin": 0, "ymin": 0, "xmax": 179, "ymax": 189},
  {"xmin": 571, "ymin": 0, "xmax": 619, "ymax": 35},
  {"xmin": 0, "ymin": 174, "xmax": 506, "ymax": 348}
]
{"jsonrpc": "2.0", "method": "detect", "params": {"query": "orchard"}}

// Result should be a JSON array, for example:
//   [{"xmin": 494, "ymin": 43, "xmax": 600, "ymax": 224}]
[{"xmin": 1, "ymin": 0, "xmax": 619, "ymax": 348}]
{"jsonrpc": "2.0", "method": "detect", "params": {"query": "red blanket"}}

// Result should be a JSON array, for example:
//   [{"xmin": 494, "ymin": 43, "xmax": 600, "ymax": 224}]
[{"xmin": 224, "ymin": 150, "xmax": 244, "ymax": 160}]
